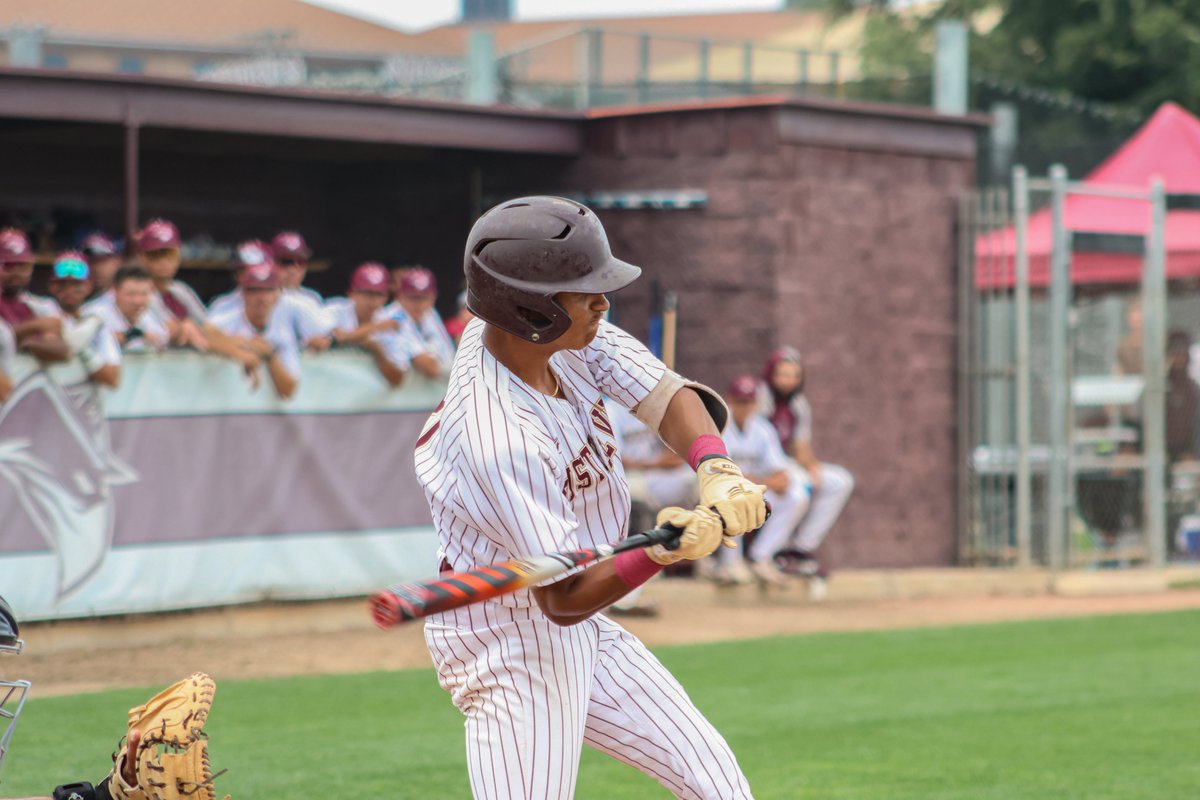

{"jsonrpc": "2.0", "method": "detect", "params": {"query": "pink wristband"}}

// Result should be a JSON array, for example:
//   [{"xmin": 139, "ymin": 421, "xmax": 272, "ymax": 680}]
[
  {"xmin": 613, "ymin": 548, "xmax": 663, "ymax": 589},
  {"xmin": 687, "ymin": 434, "xmax": 728, "ymax": 471}
]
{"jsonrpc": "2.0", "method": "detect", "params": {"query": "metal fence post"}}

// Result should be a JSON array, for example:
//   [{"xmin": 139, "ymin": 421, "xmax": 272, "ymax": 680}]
[
  {"xmin": 957, "ymin": 194, "xmax": 976, "ymax": 563},
  {"xmin": 1047, "ymin": 164, "xmax": 1072, "ymax": 569},
  {"xmin": 1144, "ymin": 178, "xmax": 1168, "ymax": 567},
  {"xmin": 638, "ymin": 33, "xmax": 651, "ymax": 104},
  {"xmin": 742, "ymin": 42, "xmax": 754, "ymax": 93},
  {"xmin": 1013, "ymin": 166, "xmax": 1033, "ymax": 567}
]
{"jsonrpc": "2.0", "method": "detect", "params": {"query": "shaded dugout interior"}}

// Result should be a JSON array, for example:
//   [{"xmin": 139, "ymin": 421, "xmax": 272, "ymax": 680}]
[{"xmin": 0, "ymin": 68, "xmax": 985, "ymax": 569}]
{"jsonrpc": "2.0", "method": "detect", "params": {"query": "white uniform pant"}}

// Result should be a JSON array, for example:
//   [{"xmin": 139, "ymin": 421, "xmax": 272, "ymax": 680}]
[
  {"xmin": 788, "ymin": 461, "xmax": 854, "ymax": 552},
  {"xmin": 747, "ymin": 478, "xmax": 812, "ymax": 562},
  {"xmin": 425, "ymin": 603, "xmax": 753, "ymax": 800}
]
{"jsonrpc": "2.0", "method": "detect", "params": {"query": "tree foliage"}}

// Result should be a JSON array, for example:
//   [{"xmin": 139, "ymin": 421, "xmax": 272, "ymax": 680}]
[{"xmin": 801, "ymin": 0, "xmax": 1200, "ymax": 115}]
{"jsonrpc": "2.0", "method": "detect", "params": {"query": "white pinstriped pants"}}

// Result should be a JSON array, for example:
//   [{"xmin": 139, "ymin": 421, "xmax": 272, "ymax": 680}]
[{"xmin": 425, "ymin": 603, "xmax": 754, "ymax": 799}]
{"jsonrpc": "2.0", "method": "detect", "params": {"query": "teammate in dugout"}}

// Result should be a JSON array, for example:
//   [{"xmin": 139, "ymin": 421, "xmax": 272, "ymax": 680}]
[{"xmin": 416, "ymin": 196, "xmax": 767, "ymax": 799}]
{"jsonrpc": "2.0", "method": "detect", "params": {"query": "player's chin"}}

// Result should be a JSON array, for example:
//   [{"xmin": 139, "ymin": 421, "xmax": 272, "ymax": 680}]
[{"xmin": 564, "ymin": 320, "xmax": 602, "ymax": 349}]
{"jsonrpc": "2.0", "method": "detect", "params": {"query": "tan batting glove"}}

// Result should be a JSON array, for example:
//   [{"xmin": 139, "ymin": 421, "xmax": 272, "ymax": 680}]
[
  {"xmin": 696, "ymin": 457, "xmax": 768, "ymax": 536},
  {"xmin": 647, "ymin": 506, "xmax": 724, "ymax": 565}
]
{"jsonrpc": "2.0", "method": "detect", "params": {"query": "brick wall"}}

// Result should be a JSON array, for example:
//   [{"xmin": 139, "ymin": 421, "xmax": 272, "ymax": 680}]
[{"xmin": 561, "ymin": 104, "xmax": 978, "ymax": 567}]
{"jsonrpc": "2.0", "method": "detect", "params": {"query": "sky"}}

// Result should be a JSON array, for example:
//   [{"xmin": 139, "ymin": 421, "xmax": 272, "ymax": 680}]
[{"xmin": 306, "ymin": 0, "xmax": 784, "ymax": 32}]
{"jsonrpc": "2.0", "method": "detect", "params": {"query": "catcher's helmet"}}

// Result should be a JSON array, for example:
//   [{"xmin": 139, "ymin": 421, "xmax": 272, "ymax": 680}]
[
  {"xmin": 464, "ymin": 196, "xmax": 641, "ymax": 343},
  {"xmin": 0, "ymin": 595, "xmax": 30, "ymax": 775}
]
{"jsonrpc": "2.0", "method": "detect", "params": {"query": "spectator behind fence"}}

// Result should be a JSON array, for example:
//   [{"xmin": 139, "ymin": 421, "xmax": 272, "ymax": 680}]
[
  {"xmin": 324, "ymin": 262, "xmax": 412, "ymax": 388},
  {"xmin": 80, "ymin": 231, "xmax": 123, "ymax": 297},
  {"xmin": 386, "ymin": 266, "xmax": 455, "ymax": 373},
  {"xmin": 0, "ymin": 228, "xmax": 68, "ymax": 364},
  {"xmin": 89, "ymin": 265, "xmax": 170, "ymax": 352},
  {"xmin": 758, "ymin": 346, "xmax": 854, "ymax": 585},
  {"xmin": 1117, "ymin": 297, "xmax": 1143, "ymax": 377},
  {"xmin": 135, "ymin": 218, "xmax": 209, "ymax": 351},
  {"xmin": 204, "ymin": 255, "xmax": 299, "ymax": 398},
  {"xmin": 46, "ymin": 252, "xmax": 121, "ymax": 388},
  {"xmin": 210, "ymin": 238, "xmax": 333, "ymax": 351},
  {"xmin": 712, "ymin": 375, "xmax": 817, "ymax": 593},
  {"xmin": 1166, "ymin": 329, "xmax": 1200, "ymax": 464}
]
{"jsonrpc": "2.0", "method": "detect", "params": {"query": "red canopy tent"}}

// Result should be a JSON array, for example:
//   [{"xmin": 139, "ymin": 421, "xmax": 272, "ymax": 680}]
[{"xmin": 976, "ymin": 102, "xmax": 1200, "ymax": 288}]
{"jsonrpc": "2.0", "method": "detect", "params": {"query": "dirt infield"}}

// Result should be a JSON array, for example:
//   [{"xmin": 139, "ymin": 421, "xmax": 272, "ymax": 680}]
[{"xmin": 16, "ymin": 574, "xmax": 1200, "ymax": 699}]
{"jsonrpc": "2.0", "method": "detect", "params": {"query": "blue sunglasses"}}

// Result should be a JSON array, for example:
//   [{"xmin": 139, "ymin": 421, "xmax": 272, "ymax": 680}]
[{"xmin": 53, "ymin": 257, "xmax": 90, "ymax": 281}]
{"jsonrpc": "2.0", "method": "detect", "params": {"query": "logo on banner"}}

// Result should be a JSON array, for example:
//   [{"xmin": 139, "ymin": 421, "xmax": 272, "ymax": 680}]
[{"xmin": 0, "ymin": 372, "xmax": 137, "ymax": 600}]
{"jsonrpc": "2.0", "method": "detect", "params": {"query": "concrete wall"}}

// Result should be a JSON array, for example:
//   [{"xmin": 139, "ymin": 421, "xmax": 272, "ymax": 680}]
[{"xmin": 562, "ymin": 103, "xmax": 978, "ymax": 567}]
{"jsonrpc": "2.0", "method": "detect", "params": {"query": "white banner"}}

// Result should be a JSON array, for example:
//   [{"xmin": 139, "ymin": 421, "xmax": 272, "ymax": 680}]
[{"xmin": 0, "ymin": 352, "xmax": 444, "ymax": 621}]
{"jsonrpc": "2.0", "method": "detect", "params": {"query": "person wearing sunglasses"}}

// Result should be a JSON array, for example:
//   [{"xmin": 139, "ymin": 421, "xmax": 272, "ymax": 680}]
[
  {"xmin": 271, "ymin": 230, "xmax": 324, "ymax": 305},
  {"xmin": 79, "ymin": 231, "xmax": 124, "ymax": 298},
  {"xmin": 46, "ymin": 252, "xmax": 121, "ymax": 388}
]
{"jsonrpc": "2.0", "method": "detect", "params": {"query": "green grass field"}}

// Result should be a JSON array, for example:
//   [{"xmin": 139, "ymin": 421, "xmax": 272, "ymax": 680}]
[{"xmin": 4, "ymin": 610, "xmax": 1199, "ymax": 798}]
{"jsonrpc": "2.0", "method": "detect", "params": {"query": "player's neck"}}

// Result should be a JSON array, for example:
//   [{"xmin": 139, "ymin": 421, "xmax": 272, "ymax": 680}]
[{"xmin": 483, "ymin": 323, "xmax": 560, "ymax": 397}]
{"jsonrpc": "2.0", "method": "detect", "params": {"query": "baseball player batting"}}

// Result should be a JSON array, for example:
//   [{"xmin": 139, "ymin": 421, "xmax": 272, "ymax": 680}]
[{"xmin": 411, "ymin": 196, "xmax": 767, "ymax": 799}]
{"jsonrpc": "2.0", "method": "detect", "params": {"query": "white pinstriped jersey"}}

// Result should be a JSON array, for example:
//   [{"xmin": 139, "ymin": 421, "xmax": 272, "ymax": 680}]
[
  {"xmin": 415, "ymin": 317, "xmax": 664, "ymax": 606},
  {"xmin": 416, "ymin": 316, "xmax": 754, "ymax": 799},
  {"xmin": 723, "ymin": 414, "xmax": 790, "ymax": 479}
]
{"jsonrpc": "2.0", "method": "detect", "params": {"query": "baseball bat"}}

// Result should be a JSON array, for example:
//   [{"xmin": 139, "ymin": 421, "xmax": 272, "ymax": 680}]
[
  {"xmin": 661, "ymin": 290, "xmax": 677, "ymax": 371},
  {"xmin": 370, "ymin": 525, "xmax": 683, "ymax": 629}
]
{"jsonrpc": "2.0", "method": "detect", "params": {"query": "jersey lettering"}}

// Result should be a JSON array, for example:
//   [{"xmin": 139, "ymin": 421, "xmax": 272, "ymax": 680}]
[{"xmin": 590, "ymin": 398, "xmax": 614, "ymax": 437}]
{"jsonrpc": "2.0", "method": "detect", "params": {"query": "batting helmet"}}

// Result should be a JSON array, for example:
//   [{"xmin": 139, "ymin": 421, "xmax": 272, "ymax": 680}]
[{"xmin": 464, "ymin": 196, "xmax": 640, "ymax": 343}]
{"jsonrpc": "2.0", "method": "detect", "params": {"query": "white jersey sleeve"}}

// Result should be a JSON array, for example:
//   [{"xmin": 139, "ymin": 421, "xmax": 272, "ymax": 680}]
[
  {"xmin": 579, "ymin": 320, "xmax": 666, "ymax": 413},
  {"xmin": 457, "ymin": 409, "xmax": 580, "ymax": 560},
  {"xmin": 22, "ymin": 293, "xmax": 59, "ymax": 318},
  {"xmin": 752, "ymin": 416, "xmax": 790, "ymax": 475},
  {"xmin": 207, "ymin": 290, "xmax": 242, "ymax": 317},
  {"xmin": 206, "ymin": 306, "xmax": 243, "ymax": 336},
  {"xmin": 0, "ymin": 319, "xmax": 15, "ymax": 375},
  {"xmin": 78, "ymin": 315, "xmax": 122, "ymax": 368},
  {"xmin": 282, "ymin": 291, "xmax": 334, "ymax": 339},
  {"xmin": 791, "ymin": 394, "xmax": 814, "ymax": 445}
]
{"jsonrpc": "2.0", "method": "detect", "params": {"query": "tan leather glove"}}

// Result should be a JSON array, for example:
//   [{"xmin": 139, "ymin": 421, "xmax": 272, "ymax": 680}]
[
  {"xmin": 647, "ymin": 506, "xmax": 724, "ymax": 565},
  {"xmin": 105, "ymin": 672, "xmax": 231, "ymax": 800},
  {"xmin": 696, "ymin": 457, "xmax": 768, "ymax": 536}
]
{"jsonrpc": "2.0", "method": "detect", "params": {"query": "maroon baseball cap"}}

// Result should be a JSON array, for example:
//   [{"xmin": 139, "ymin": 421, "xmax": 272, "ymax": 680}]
[
  {"xmin": 0, "ymin": 229, "xmax": 33, "ymax": 265},
  {"xmin": 727, "ymin": 374, "xmax": 759, "ymax": 401},
  {"xmin": 137, "ymin": 219, "xmax": 180, "ymax": 252},
  {"xmin": 398, "ymin": 267, "xmax": 437, "ymax": 297},
  {"xmin": 239, "ymin": 261, "xmax": 281, "ymax": 290},
  {"xmin": 80, "ymin": 232, "xmax": 118, "ymax": 259},
  {"xmin": 271, "ymin": 231, "xmax": 311, "ymax": 261},
  {"xmin": 236, "ymin": 239, "xmax": 274, "ymax": 269},
  {"xmin": 350, "ymin": 262, "xmax": 390, "ymax": 293}
]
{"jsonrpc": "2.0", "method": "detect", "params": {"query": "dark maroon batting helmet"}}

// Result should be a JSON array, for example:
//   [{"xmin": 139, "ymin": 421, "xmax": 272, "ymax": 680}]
[{"xmin": 463, "ymin": 196, "xmax": 640, "ymax": 343}]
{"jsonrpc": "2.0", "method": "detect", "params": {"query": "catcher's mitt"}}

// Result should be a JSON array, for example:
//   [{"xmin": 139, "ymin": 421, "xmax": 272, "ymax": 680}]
[{"xmin": 105, "ymin": 672, "xmax": 230, "ymax": 800}]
